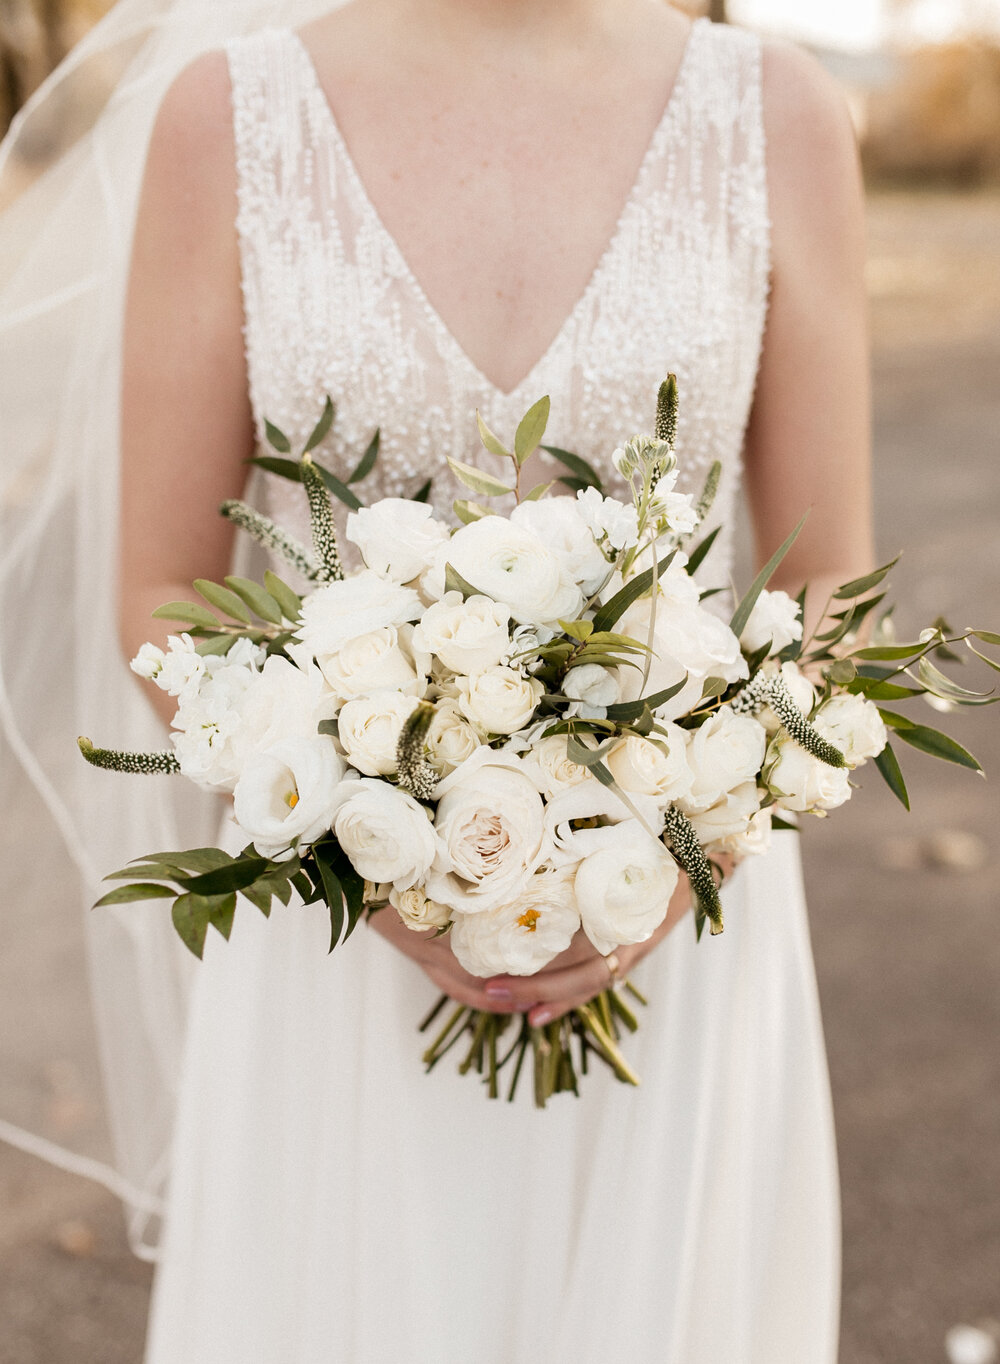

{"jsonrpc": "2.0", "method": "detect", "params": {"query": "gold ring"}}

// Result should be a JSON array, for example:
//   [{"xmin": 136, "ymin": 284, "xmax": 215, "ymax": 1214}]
[{"xmin": 603, "ymin": 951, "xmax": 623, "ymax": 987}]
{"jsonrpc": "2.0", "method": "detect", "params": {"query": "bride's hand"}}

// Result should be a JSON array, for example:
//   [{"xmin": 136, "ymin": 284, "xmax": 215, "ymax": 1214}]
[{"xmin": 365, "ymin": 906, "xmax": 515, "ymax": 1012}]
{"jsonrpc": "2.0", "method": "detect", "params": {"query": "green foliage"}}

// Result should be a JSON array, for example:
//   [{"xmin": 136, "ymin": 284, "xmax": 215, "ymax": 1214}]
[
  {"xmin": 514, "ymin": 396, "xmax": 550, "ymax": 466},
  {"xmin": 874, "ymin": 743, "xmax": 910, "ymax": 810},
  {"xmin": 443, "ymin": 563, "xmax": 487, "ymax": 601},
  {"xmin": 591, "ymin": 551, "xmax": 676, "ymax": 634},
  {"xmin": 540, "ymin": 444, "xmax": 604, "ymax": 493},
  {"xmin": 151, "ymin": 601, "xmax": 220, "ymax": 629},
  {"xmin": 832, "ymin": 556, "xmax": 900, "ymax": 600},
  {"xmin": 684, "ymin": 525, "xmax": 720, "ymax": 578},
  {"xmin": 475, "ymin": 411, "xmax": 510, "ymax": 459},
  {"xmin": 446, "ymin": 457, "xmax": 513, "ymax": 499},
  {"xmin": 729, "ymin": 512, "xmax": 808, "ymax": 640},
  {"xmin": 303, "ymin": 396, "xmax": 335, "ymax": 453},
  {"xmin": 349, "ymin": 428, "xmax": 380, "ymax": 484}
]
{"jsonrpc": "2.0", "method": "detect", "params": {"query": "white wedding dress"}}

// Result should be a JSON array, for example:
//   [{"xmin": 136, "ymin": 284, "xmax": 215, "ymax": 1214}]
[{"xmin": 145, "ymin": 19, "xmax": 840, "ymax": 1363}]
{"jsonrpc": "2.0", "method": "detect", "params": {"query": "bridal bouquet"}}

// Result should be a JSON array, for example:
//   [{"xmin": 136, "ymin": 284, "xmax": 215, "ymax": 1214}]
[{"xmin": 82, "ymin": 379, "xmax": 997, "ymax": 1104}]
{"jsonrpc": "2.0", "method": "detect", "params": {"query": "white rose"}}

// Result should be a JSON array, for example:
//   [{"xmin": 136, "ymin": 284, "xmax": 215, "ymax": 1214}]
[
  {"xmin": 606, "ymin": 727, "xmax": 694, "ymax": 806},
  {"xmin": 763, "ymin": 732, "xmax": 853, "ymax": 814},
  {"xmin": 455, "ymin": 666, "xmax": 544, "ymax": 735},
  {"xmin": 575, "ymin": 486, "xmax": 640, "ymax": 551},
  {"xmin": 428, "ymin": 517, "xmax": 583, "ymax": 627},
  {"xmin": 449, "ymin": 867, "xmax": 581, "ymax": 977},
  {"xmin": 760, "ymin": 661, "xmax": 817, "ymax": 736},
  {"xmin": 520, "ymin": 734, "xmax": 592, "ymax": 799},
  {"xmin": 411, "ymin": 592, "xmax": 512, "ymax": 675},
  {"xmin": 426, "ymin": 700, "xmax": 483, "ymax": 775},
  {"xmin": 388, "ymin": 885, "xmax": 452, "ymax": 934},
  {"xmin": 510, "ymin": 497, "xmax": 609, "ymax": 593},
  {"xmin": 312, "ymin": 624, "xmax": 428, "ymax": 703},
  {"xmin": 337, "ymin": 690, "xmax": 420, "ymax": 776},
  {"xmin": 740, "ymin": 589, "xmax": 803, "ymax": 655},
  {"xmin": 680, "ymin": 707, "xmax": 768, "ymax": 814},
  {"xmin": 131, "ymin": 641, "xmax": 166, "ymax": 682},
  {"xmin": 813, "ymin": 693, "xmax": 888, "ymax": 767},
  {"xmin": 574, "ymin": 822, "xmax": 679, "ymax": 955},
  {"xmin": 332, "ymin": 779, "xmax": 439, "ymax": 889},
  {"xmin": 232, "ymin": 736, "xmax": 345, "ymax": 859},
  {"xmin": 293, "ymin": 571, "xmax": 422, "ymax": 660},
  {"xmin": 563, "ymin": 664, "xmax": 622, "ymax": 711},
  {"xmin": 543, "ymin": 779, "xmax": 664, "ymax": 864},
  {"xmin": 345, "ymin": 498, "xmax": 449, "ymax": 583},
  {"xmin": 424, "ymin": 753, "xmax": 547, "ymax": 913},
  {"xmin": 686, "ymin": 780, "xmax": 764, "ymax": 852}
]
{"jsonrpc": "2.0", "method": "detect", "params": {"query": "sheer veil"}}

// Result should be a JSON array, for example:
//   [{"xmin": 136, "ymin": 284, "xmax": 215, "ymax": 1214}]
[{"xmin": 0, "ymin": 0, "xmax": 349, "ymax": 1258}]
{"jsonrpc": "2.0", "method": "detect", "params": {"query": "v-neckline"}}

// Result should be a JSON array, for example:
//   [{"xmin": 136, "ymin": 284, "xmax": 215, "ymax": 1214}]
[{"xmin": 284, "ymin": 20, "xmax": 706, "ymax": 401}]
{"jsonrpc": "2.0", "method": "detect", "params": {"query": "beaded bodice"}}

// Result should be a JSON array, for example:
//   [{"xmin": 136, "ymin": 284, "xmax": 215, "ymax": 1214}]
[{"xmin": 227, "ymin": 19, "xmax": 770, "ymax": 587}]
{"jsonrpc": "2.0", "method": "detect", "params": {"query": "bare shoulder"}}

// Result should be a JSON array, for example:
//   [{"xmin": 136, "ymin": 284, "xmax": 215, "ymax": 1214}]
[{"xmin": 759, "ymin": 38, "xmax": 865, "ymax": 267}]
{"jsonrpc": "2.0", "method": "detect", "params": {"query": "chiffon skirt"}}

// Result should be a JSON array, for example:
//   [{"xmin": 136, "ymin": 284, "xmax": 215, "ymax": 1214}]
[{"xmin": 145, "ymin": 831, "xmax": 840, "ymax": 1364}]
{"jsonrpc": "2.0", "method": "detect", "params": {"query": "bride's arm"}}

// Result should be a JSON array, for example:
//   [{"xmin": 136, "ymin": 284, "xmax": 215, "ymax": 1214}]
[
  {"xmin": 119, "ymin": 53, "xmax": 253, "ymax": 729},
  {"xmin": 474, "ymin": 41, "xmax": 875, "ymax": 1025}
]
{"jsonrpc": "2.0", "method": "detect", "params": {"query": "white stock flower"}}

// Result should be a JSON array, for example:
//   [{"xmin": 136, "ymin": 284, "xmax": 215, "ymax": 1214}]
[
  {"xmin": 171, "ymin": 649, "xmax": 265, "ymax": 790},
  {"xmin": 606, "ymin": 727, "xmax": 694, "ymax": 806},
  {"xmin": 345, "ymin": 498, "xmax": 449, "ymax": 583},
  {"xmin": 519, "ymin": 734, "xmax": 592, "ymax": 799},
  {"xmin": 813, "ymin": 694, "xmax": 888, "ymax": 767},
  {"xmin": 337, "ymin": 690, "xmax": 420, "ymax": 777},
  {"xmin": 332, "ymin": 779, "xmax": 439, "ymax": 889},
  {"xmin": 131, "ymin": 642, "xmax": 165, "ymax": 682},
  {"xmin": 310, "ymin": 624, "xmax": 428, "ymax": 704},
  {"xmin": 455, "ymin": 666, "xmax": 543, "ymax": 735},
  {"xmin": 686, "ymin": 781, "xmax": 764, "ymax": 853},
  {"xmin": 449, "ymin": 867, "xmax": 581, "ymax": 977},
  {"xmin": 428, "ymin": 517, "xmax": 583, "ymax": 627},
  {"xmin": 425, "ymin": 753, "xmax": 547, "ymax": 913},
  {"xmin": 294, "ymin": 571, "xmax": 422, "ymax": 660},
  {"xmin": 656, "ymin": 489, "xmax": 699, "ymax": 537},
  {"xmin": 156, "ymin": 634, "xmax": 207, "ymax": 702},
  {"xmin": 411, "ymin": 592, "xmax": 512, "ymax": 675},
  {"xmin": 740, "ymin": 589, "xmax": 803, "ymax": 655},
  {"xmin": 510, "ymin": 497, "xmax": 609, "ymax": 593},
  {"xmin": 232, "ymin": 736, "xmax": 345, "ymax": 859},
  {"xmin": 563, "ymin": 664, "xmax": 621, "ymax": 711},
  {"xmin": 388, "ymin": 886, "xmax": 451, "ymax": 934},
  {"xmin": 426, "ymin": 700, "xmax": 482, "ymax": 775},
  {"xmin": 763, "ymin": 732, "xmax": 852, "ymax": 814},
  {"xmin": 760, "ymin": 661, "xmax": 817, "ymax": 735},
  {"xmin": 680, "ymin": 707, "xmax": 768, "ymax": 814},
  {"xmin": 574, "ymin": 823, "xmax": 679, "ymax": 955},
  {"xmin": 575, "ymin": 486, "xmax": 640, "ymax": 551}
]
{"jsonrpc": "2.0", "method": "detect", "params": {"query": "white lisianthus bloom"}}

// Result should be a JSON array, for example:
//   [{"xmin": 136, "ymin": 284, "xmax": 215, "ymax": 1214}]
[
  {"xmin": 310, "ymin": 624, "xmax": 428, "ymax": 704},
  {"xmin": 740, "ymin": 589, "xmax": 803, "ymax": 655},
  {"xmin": 449, "ymin": 867, "xmax": 581, "ymax": 976},
  {"xmin": 332, "ymin": 778, "xmax": 439, "ymax": 889},
  {"xmin": 606, "ymin": 727, "xmax": 694, "ymax": 806},
  {"xmin": 813, "ymin": 694, "xmax": 888, "ymax": 767},
  {"xmin": 426, "ymin": 517, "xmax": 583, "ymax": 627},
  {"xmin": 563, "ymin": 664, "xmax": 621, "ymax": 712},
  {"xmin": 411, "ymin": 591, "xmax": 512, "ymax": 675},
  {"xmin": 510, "ymin": 497, "xmax": 609, "ymax": 594},
  {"xmin": 130, "ymin": 641, "xmax": 166, "ymax": 682},
  {"xmin": 543, "ymin": 779, "xmax": 664, "ymax": 865},
  {"xmin": 337, "ymin": 690, "xmax": 420, "ymax": 777},
  {"xmin": 760, "ymin": 661, "xmax": 817, "ymax": 735},
  {"xmin": 573, "ymin": 823, "xmax": 678, "ymax": 955},
  {"xmin": 424, "ymin": 753, "xmax": 547, "ymax": 913},
  {"xmin": 233, "ymin": 736, "xmax": 345, "ymax": 859},
  {"xmin": 763, "ymin": 732, "xmax": 853, "ymax": 814},
  {"xmin": 686, "ymin": 780, "xmax": 764, "ymax": 852},
  {"xmin": 455, "ymin": 666, "xmax": 544, "ymax": 735},
  {"xmin": 575, "ymin": 486, "xmax": 640, "ymax": 551},
  {"xmin": 425, "ymin": 700, "xmax": 482, "ymax": 775},
  {"xmin": 680, "ymin": 707, "xmax": 768, "ymax": 814},
  {"xmin": 388, "ymin": 885, "xmax": 452, "ymax": 934},
  {"xmin": 293, "ymin": 571, "xmax": 422, "ymax": 660},
  {"xmin": 345, "ymin": 498, "xmax": 449, "ymax": 583},
  {"xmin": 519, "ymin": 734, "xmax": 592, "ymax": 799}
]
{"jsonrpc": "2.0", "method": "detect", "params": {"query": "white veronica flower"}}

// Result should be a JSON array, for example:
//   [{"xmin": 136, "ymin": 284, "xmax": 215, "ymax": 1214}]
[
  {"xmin": 760, "ymin": 661, "xmax": 817, "ymax": 735},
  {"xmin": 345, "ymin": 498, "xmax": 450, "ymax": 583}
]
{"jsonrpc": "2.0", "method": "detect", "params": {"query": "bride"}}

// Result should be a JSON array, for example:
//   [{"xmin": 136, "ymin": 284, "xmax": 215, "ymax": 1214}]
[{"xmin": 4, "ymin": 0, "xmax": 872, "ymax": 1359}]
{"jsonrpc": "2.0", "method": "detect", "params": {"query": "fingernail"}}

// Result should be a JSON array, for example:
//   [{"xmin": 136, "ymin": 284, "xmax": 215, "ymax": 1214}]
[
  {"xmin": 485, "ymin": 984, "xmax": 512, "ymax": 1003},
  {"xmin": 531, "ymin": 1008, "xmax": 553, "ymax": 1027}
]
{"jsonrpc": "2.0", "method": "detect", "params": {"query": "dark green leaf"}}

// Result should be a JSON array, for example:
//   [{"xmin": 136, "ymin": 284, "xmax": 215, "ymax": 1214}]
[
  {"xmin": 210, "ymin": 893, "xmax": 238, "ymax": 941},
  {"xmin": 349, "ymin": 427, "xmax": 380, "ymax": 483},
  {"xmin": 224, "ymin": 576, "xmax": 284, "ymax": 626},
  {"xmin": 303, "ymin": 396, "xmax": 335, "ymax": 453},
  {"xmin": 604, "ymin": 677, "xmax": 688, "ymax": 722},
  {"xmin": 876, "ymin": 708, "xmax": 914, "ymax": 730},
  {"xmin": 566, "ymin": 735, "xmax": 618, "ymax": 768},
  {"xmin": 317, "ymin": 718, "xmax": 339, "ymax": 737},
  {"xmin": 771, "ymin": 815, "xmax": 800, "ymax": 832},
  {"xmin": 591, "ymin": 551, "xmax": 676, "ymax": 635},
  {"xmin": 411, "ymin": 479, "xmax": 432, "ymax": 503},
  {"xmin": 874, "ymin": 743, "xmax": 910, "ymax": 810},
  {"xmin": 847, "ymin": 678, "xmax": 921, "ymax": 701},
  {"xmin": 514, "ymin": 396, "xmax": 550, "ymax": 465},
  {"xmin": 312, "ymin": 462, "xmax": 363, "ymax": 511},
  {"xmin": 249, "ymin": 454, "xmax": 301, "ymax": 482},
  {"xmin": 171, "ymin": 893, "xmax": 215, "ymax": 958},
  {"xmin": 684, "ymin": 526, "xmax": 721, "ymax": 577},
  {"xmin": 94, "ymin": 883, "xmax": 176, "ymax": 907},
  {"xmin": 313, "ymin": 843, "xmax": 346, "ymax": 951},
  {"xmin": 854, "ymin": 642, "xmax": 931, "ymax": 661},
  {"xmin": 730, "ymin": 512, "xmax": 808, "ymax": 640},
  {"xmin": 151, "ymin": 601, "xmax": 220, "ymax": 629},
  {"xmin": 137, "ymin": 848, "xmax": 232, "ymax": 874},
  {"xmin": 554, "ymin": 475, "xmax": 592, "ymax": 494},
  {"xmin": 832, "ymin": 556, "xmax": 900, "ymax": 600},
  {"xmin": 194, "ymin": 578, "xmax": 254, "ymax": 623},
  {"xmin": 893, "ymin": 724, "xmax": 983, "ymax": 773},
  {"xmin": 541, "ymin": 444, "xmax": 603, "ymax": 492},
  {"xmin": 264, "ymin": 420, "xmax": 292, "ymax": 454},
  {"xmin": 181, "ymin": 858, "xmax": 271, "ymax": 897},
  {"xmin": 699, "ymin": 676, "xmax": 729, "ymax": 702}
]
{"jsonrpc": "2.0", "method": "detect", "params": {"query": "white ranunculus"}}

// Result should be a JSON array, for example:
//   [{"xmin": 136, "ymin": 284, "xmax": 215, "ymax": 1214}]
[
  {"xmin": 449, "ymin": 867, "xmax": 581, "ymax": 976},
  {"xmin": 228, "ymin": 657, "xmax": 338, "ymax": 769},
  {"xmin": 424, "ymin": 754, "xmax": 548, "ymax": 913},
  {"xmin": 425, "ymin": 700, "xmax": 483, "ymax": 775},
  {"xmin": 573, "ymin": 822, "xmax": 678, "ymax": 955},
  {"xmin": 763, "ymin": 733, "xmax": 853, "ymax": 814},
  {"xmin": 388, "ymin": 885, "xmax": 452, "ymax": 934},
  {"xmin": 542, "ymin": 779, "xmax": 664, "ymax": 865},
  {"xmin": 426, "ymin": 517, "xmax": 584, "ymax": 627},
  {"xmin": 740, "ymin": 589, "xmax": 803, "ymax": 655},
  {"xmin": 332, "ymin": 778, "xmax": 439, "ymax": 889},
  {"xmin": 311, "ymin": 624, "xmax": 427, "ymax": 704},
  {"xmin": 337, "ymin": 690, "xmax": 420, "ymax": 777},
  {"xmin": 411, "ymin": 591, "xmax": 512, "ymax": 675},
  {"xmin": 680, "ymin": 707, "xmax": 768, "ymax": 814},
  {"xmin": 232, "ymin": 736, "xmax": 345, "ymax": 858},
  {"xmin": 520, "ymin": 734, "xmax": 592, "ymax": 799},
  {"xmin": 760, "ymin": 661, "xmax": 817, "ymax": 736},
  {"xmin": 345, "ymin": 498, "xmax": 450, "ymax": 583},
  {"xmin": 813, "ymin": 693, "xmax": 888, "ymax": 767},
  {"xmin": 563, "ymin": 664, "xmax": 622, "ymax": 710},
  {"xmin": 575, "ymin": 486, "xmax": 640, "ymax": 551},
  {"xmin": 455, "ymin": 666, "xmax": 544, "ymax": 735},
  {"xmin": 606, "ymin": 727, "xmax": 694, "ymax": 806},
  {"xmin": 686, "ymin": 780, "xmax": 764, "ymax": 852},
  {"xmin": 510, "ymin": 497, "xmax": 609, "ymax": 594},
  {"xmin": 293, "ymin": 571, "xmax": 422, "ymax": 661}
]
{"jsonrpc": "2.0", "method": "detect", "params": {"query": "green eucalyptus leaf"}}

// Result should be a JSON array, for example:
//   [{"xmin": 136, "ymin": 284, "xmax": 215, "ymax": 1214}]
[
  {"xmin": 854, "ymin": 642, "xmax": 930, "ymax": 661},
  {"xmin": 541, "ymin": 445, "xmax": 603, "ymax": 492},
  {"xmin": 240, "ymin": 879, "xmax": 275, "ymax": 916},
  {"xmin": 249, "ymin": 454, "xmax": 301, "ymax": 482},
  {"xmin": 874, "ymin": 743, "xmax": 910, "ymax": 810},
  {"xmin": 151, "ymin": 601, "xmax": 220, "ymax": 629},
  {"xmin": 444, "ymin": 563, "xmax": 489, "ymax": 601},
  {"xmin": 604, "ymin": 677, "xmax": 688, "ymax": 722},
  {"xmin": 970, "ymin": 629, "xmax": 1000, "ymax": 647},
  {"xmin": 475, "ymin": 410, "xmax": 511, "ymax": 458},
  {"xmin": 446, "ymin": 457, "xmax": 514, "ymax": 499},
  {"xmin": 137, "ymin": 848, "xmax": 232, "ymax": 874},
  {"xmin": 832, "ymin": 556, "xmax": 900, "ymax": 600},
  {"xmin": 224, "ymin": 576, "xmax": 284, "ymax": 626},
  {"xmin": 893, "ymin": 724, "xmax": 983, "ymax": 773},
  {"xmin": 916, "ymin": 656, "xmax": 996, "ymax": 705},
  {"xmin": 194, "ymin": 578, "xmax": 254, "ymax": 623},
  {"xmin": 349, "ymin": 427, "xmax": 380, "ymax": 483},
  {"xmin": 263, "ymin": 571, "xmax": 303, "ymax": 623},
  {"xmin": 558, "ymin": 619, "xmax": 594, "ymax": 642},
  {"xmin": 171, "ymin": 892, "xmax": 216, "ymax": 958},
  {"xmin": 730, "ymin": 513, "xmax": 808, "ymax": 640},
  {"xmin": 826, "ymin": 658, "xmax": 857, "ymax": 686},
  {"xmin": 263, "ymin": 420, "xmax": 292, "ymax": 454},
  {"xmin": 847, "ymin": 678, "xmax": 921, "ymax": 701},
  {"xmin": 966, "ymin": 639, "xmax": 1000, "ymax": 674},
  {"xmin": 523, "ymin": 481, "xmax": 554, "ymax": 502},
  {"xmin": 195, "ymin": 635, "xmax": 238, "ymax": 657},
  {"xmin": 303, "ymin": 396, "xmax": 335, "ymax": 453},
  {"xmin": 94, "ymin": 882, "xmax": 176, "ymax": 907},
  {"xmin": 589, "ymin": 759, "xmax": 617, "ymax": 789},
  {"xmin": 514, "ymin": 396, "xmax": 550, "ymax": 465},
  {"xmin": 699, "ymin": 676, "xmax": 729, "ymax": 702},
  {"xmin": 565, "ymin": 735, "xmax": 618, "ymax": 768},
  {"xmin": 569, "ymin": 651, "xmax": 643, "ymax": 671},
  {"xmin": 453, "ymin": 499, "xmax": 494, "ymax": 525}
]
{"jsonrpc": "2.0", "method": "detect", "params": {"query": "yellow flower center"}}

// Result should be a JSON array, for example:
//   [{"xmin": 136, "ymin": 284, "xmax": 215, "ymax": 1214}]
[
  {"xmin": 285, "ymin": 789, "xmax": 299, "ymax": 810},
  {"xmin": 517, "ymin": 908, "xmax": 541, "ymax": 932}
]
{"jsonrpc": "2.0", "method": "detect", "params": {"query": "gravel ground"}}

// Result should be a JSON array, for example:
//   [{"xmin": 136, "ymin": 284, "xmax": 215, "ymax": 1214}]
[{"xmin": 1, "ymin": 187, "xmax": 998, "ymax": 1364}]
